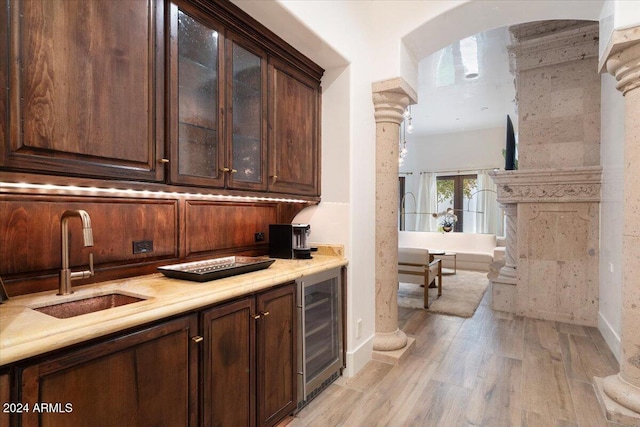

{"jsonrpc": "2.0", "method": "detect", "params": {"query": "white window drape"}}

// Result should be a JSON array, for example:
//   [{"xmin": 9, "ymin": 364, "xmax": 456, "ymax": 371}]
[
  {"xmin": 476, "ymin": 170, "xmax": 503, "ymax": 235},
  {"xmin": 415, "ymin": 172, "xmax": 438, "ymax": 231}
]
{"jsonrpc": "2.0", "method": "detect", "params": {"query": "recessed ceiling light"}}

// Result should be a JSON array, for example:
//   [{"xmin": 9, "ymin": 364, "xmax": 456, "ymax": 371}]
[{"xmin": 460, "ymin": 36, "xmax": 479, "ymax": 80}]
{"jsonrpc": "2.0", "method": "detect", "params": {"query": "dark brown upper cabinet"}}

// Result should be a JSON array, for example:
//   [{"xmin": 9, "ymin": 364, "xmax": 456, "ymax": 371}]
[
  {"xmin": 268, "ymin": 57, "xmax": 321, "ymax": 197},
  {"xmin": 164, "ymin": 0, "xmax": 323, "ymax": 197},
  {"xmin": 0, "ymin": 0, "xmax": 165, "ymax": 182},
  {"xmin": 1, "ymin": 0, "xmax": 323, "ymax": 199}
]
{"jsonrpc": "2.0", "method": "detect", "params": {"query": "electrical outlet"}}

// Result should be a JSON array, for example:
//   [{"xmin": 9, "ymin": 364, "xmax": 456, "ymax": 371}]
[
  {"xmin": 255, "ymin": 232, "xmax": 265, "ymax": 242},
  {"xmin": 133, "ymin": 240, "xmax": 154, "ymax": 254}
]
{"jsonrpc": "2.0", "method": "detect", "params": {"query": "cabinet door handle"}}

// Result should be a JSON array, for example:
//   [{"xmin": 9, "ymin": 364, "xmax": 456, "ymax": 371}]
[
  {"xmin": 159, "ymin": 158, "xmax": 169, "ymax": 164},
  {"xmin": 191, "ymin": 336, "xmax": 204, "ymax": 343},
  {"xmin": 270, "ymin": 175, "xmax": 278, "ymax": 182},
  {"xmin": 230, "ymin": 169, "xmax": 237, "ymax": 174},
  {"xmin": 221, "ymin": 167, "xmax": 230, "ymax": 173},
  {"xmin": 261, "ymin": 311, "xmax": 270, "ymax": 317},
  {"xmin": 251, "ymin": 313, "xmax": 261, "ymax": 319}
]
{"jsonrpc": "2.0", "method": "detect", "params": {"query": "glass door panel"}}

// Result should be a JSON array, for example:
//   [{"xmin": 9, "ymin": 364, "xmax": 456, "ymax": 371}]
[
  {"xmin": 462, "ymin": 177, "xmax": 478, "ymax": 232},
  {"xmin": 436, "ymin": 175, "xmax": 477, "ymax": 232},
  {"xmin": 304, "ymin": 277, "xmax": 340, "ymax": 382},
  {"xmin": 436, "ymin": 177, "xmax": 455, "ymax": 231},
  {"xmin": 173, "ymin": 7, "xmax": 223, "ymax": 185},
  {"xmin": 228, "ymin": 37, "xmax": 266, "ymax": 190}
]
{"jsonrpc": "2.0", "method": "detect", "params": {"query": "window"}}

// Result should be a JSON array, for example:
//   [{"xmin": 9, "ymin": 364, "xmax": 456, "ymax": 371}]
[{"xmin": 436, "ymin": 174, "xmax": 477, "ymax": 232}]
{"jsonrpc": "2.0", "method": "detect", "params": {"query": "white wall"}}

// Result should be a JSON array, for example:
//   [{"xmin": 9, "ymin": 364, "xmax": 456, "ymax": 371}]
[
  {"xmin": 598, "ymin": 72, "xmax": 624, "ymax": 361},
  {"xmin": 401, "ymin": 127, "xmax": 506, "ymax": 174}
]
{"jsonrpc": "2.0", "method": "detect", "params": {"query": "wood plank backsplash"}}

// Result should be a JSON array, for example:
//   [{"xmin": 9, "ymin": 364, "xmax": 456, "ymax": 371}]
[
  {"xmin": 1, "ymin": 196, "xmax": 178, "ymax": 275},
  {"xmin": 1, "ymin": 194, "xmax": 304, "ymax": 296},
  {"xmin": 184, "ymin": 201, "xmax": 277, "ymax": 257}
]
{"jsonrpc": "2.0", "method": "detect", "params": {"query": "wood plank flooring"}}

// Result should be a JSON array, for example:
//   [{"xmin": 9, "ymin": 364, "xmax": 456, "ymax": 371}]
[{"xmin": 287, "ymin": 289, "xmax": 621, "ymax": 427}]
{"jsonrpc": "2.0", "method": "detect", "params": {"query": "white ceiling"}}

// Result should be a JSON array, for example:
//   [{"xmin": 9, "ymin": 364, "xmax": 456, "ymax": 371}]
[{"xmin": 410, "ymin": 26, "xmax": 516, "ymax": 138}]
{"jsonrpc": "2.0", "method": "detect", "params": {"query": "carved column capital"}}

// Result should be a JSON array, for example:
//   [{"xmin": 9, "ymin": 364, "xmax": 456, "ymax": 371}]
[
  {"xmin": 371, "ymin": 77, "xmax": 417, "ymax": 125},
  {"xmin": 601, "ymin": 27, "xmax": 640, "ymax": 95},
  {"xmin": 607, "ymin": 42, "xmax": 640, "ymax": 95}
]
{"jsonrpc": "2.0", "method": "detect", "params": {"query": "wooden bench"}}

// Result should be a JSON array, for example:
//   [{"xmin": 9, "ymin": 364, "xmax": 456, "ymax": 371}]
[{"xmin": 398, "ymin": 247, "xmax": 442, "ymax": 308}]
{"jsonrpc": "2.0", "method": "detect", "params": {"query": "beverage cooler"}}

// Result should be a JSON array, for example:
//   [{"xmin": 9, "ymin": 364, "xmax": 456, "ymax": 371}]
[{"xmin": 296, "ymin": 267, "xmax": 343, "ymax": 410}]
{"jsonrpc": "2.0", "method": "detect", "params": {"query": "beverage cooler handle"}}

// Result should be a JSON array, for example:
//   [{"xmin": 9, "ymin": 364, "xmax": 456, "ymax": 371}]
[{"xmin": 299, "ymin": 281, "xmax": 307, "ymax": 394}]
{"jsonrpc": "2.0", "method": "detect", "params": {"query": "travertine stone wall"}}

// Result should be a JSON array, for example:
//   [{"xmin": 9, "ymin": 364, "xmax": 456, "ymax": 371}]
[
  {"xmin": 518, "ymin": 201, "xmax": 599, "ymax": 324},
  {"xmin": 492, "ymin": 21, "xmax": 602, "ymax": 325},
  {"xmin": 491, "ymin": 167, "xmax": 602, "ymax": 324},
  {"xmin": 509, "ymin": 20, "xmax": 601, "ymax": 169}
]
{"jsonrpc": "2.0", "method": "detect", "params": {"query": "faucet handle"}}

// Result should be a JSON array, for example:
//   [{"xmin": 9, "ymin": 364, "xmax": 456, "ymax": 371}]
[
  {"xmin": 88, "ymin": 253, "xmax": 94, "ymax": 277},
  {"xmin": 67, "ymin": 253, "xmax": 95, "ymax": 282}
]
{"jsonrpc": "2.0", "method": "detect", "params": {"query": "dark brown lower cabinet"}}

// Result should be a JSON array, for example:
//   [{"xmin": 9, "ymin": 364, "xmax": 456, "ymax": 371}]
[
  {"xmin": 256, "ymin": 284, "xmax": 297, "ymax": 427},
  {"xmin": 1, "ymin": 371, "xmax": 10, "ymax": 427},
  {"xmin": 202, "ymin": 283, "xmax": 297, "ymax": 427},
  {"xmin": 19, "ymin": 315, "xmax": 198, "ymax": 427},
  {"xmin": 11, "ymin": 284, "xmax": 297, "ymax": 427}
]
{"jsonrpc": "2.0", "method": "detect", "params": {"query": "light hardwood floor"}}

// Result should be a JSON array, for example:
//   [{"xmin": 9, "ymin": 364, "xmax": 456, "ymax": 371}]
[{"xmin": 287, "ymin": 288, "xmax": 621, "ymax": 427}]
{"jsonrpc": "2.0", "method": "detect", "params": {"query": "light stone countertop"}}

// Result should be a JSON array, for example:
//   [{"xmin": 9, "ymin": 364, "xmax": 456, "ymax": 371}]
[{"xmin": 0, "ymin": 246, "xmax": 347, "ymax": 367}]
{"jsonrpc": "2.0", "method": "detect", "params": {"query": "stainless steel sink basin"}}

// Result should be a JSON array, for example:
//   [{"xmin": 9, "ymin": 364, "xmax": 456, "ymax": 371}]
[{"xmin": 33, "ymin": 293, "xmax": 146, "ymax": 319}]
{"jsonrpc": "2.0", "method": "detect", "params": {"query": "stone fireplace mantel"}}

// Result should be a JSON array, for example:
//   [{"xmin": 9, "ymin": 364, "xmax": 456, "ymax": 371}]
[
  {"xmin": 490, "ymin": 166, "xmax": 602, "ymax": 204},
  {"xmin": 488, "ymin": 165, "xmax": 602, "ymax": 324}
]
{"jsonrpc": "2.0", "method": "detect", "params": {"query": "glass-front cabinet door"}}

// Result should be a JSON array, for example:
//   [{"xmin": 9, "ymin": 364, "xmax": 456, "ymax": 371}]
[
  {"xmin": 226, "ymin": 34, "xmax": 267, "ymax": 191},
  {"xmin": 168, "ymin": 4, "xmax": 267, "ymax": 190},
  {"xmin": 168, "ymin": 2, "xmax": 225, "ymax": 187}
]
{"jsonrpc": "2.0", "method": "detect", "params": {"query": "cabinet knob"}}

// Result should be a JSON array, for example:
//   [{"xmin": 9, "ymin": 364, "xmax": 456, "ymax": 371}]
[
  {"xmin": 270, "ymin": 175, "xmax": 278, "ymax": 182},
  {"xmin": 191, "ymin": 336, "xmax": 204, "ymax": 343},
  {"xmin": 230, "ymin": 169, "xmax": 237, "ymax": 174},
  {"xmin": 252, "ymin": 313, "xmax": 261, "ymax": 319},
  {"xmin": 221, "ymin": 167, "xmax": 230, "ymax": 173},
  {"xmin": 159, "ymin": 158, "xmax": 169, "ymax": 164},
  {"xmin": 261, "ymin": 311, "xmax": 270, "ymax": 317}
]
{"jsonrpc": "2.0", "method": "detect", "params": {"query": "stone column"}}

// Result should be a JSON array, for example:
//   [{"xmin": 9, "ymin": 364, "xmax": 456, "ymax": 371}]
[
  {"xmin": 371, "ymin": 78, "xmax": 416, "ymax": 356},
  {"xmin": 497, "ymin": 203, "xmax": 518, "ymax": 282},
  {"xmin": 595, "ymin": 27, "xmax": 640, "ymax": 426}
]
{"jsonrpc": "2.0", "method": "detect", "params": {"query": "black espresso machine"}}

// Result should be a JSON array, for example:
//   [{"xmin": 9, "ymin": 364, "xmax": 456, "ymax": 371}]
[{"xmin": 269, "ymin": 223, "xmax": 313, "ymax": 259}]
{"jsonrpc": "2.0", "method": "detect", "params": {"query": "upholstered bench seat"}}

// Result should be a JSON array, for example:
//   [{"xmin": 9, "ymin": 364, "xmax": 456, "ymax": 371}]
[{"xmin": 399, "ymin": 231, "xmax": 502, "ymax": 272}]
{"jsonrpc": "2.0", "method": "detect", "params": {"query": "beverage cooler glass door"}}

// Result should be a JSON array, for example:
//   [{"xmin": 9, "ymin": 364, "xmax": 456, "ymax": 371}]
[{"xmin": 299, "ymin": 267, "xmax": 343, "ymax": 401}]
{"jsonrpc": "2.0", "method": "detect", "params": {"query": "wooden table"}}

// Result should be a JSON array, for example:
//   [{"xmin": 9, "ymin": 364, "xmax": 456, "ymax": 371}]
[{"xmin": 430, "ymin": 250, "xmax": 456, "ymax": 275}]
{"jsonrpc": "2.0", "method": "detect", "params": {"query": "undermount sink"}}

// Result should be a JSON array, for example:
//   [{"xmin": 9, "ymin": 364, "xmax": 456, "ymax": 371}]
[{"xmin": 33, "ymin": 293, "xmax": 147, "ymax": 319}]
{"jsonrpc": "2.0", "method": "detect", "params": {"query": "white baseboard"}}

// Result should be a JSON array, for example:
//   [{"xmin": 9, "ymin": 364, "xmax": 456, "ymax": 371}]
[
  {"xmin": 598, "ymin": 311, "xmax": 621, "ymax": 362},
  {"xmin": 344, "ymin": 334, "xmax": 373, "ymax": 377}
]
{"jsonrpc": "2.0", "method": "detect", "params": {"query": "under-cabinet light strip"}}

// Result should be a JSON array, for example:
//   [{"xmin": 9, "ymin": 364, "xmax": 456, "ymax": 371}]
[{"xmin": 0, "ymin": 182, "xmax": 308, "ymax": 203}]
